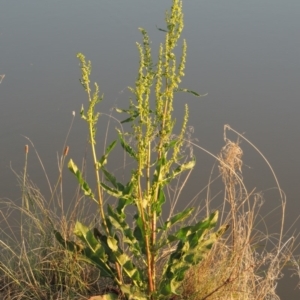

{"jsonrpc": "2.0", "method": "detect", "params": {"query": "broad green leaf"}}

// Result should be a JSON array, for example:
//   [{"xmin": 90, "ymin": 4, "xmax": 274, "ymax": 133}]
[
  {"xmin": 73, "ymin": 226, "xmax": 116, "ymax": 278},
  {"xmin": 117, "ymin": 130, "xmax": 137, "ymax": 159},
  {"xmin": 102, "ymin": 168, "xmax": 124, "ymax": 191},
  {"xmin": 159, "ymin": 207, "xmax": 194, "ymax": 231},
  {"xmin": 173, "ymin": 211, "xmax": 218, "ymax": 242},
  {"xmin": 164, "ymin": 157, "xmax": 196, "ymax": 184},
  {"xmin": 107, "ymin": 236, "xmax": 118, "ymax": 252},
  {"xmin": 86, "ymin": 217, "xmax": 145, "ymax": 287},
  {"xmin": 133, "ymin": 215, "xmax": 146, "ymax": 255},
  {"xmin": 158, "ymin": 158, "xmax": 196, "ymax": 187},
  {"xmin": 122, "ymin": 258, "xmax": 144, "ymax": 285},
  {"xmin": 170, "ymin": 226, "xmax": 191, "ymax": 242},
  {"xmin": 107, "ymin": 204, "xmax": 142, "ymax": 256},
  {"xmin": 107, "ymin": 204, "xmax": 123, "ymax": 230},
  {"xmin": 55, "ymin": 227, "xmax": 113, "ymax": 278},
  {"xmin": 98, "ymin": 140, "xmax": 117, "ymax": 167},
  {"xmin": 116, "ymin": 193, "xmax": 134, "ymax": 215},
  {"xmin": 112, "ymin": 250, "xmax": 145, "ymax": 288},
  {"xmin": 68, "ymin": 159, "xmax": 94, "ymax": 199},
  {"xmin": 100, "ymin": 182, "xmax": 123, "ymax": 198},
  {"xmin": 54, "ymin": 230, "xmax": 82, "ymax": 253},
  {"xmin": 79, "ymin": 248, "xmax": 113, "ymax": 278},
  {"xmin": 189, "ymin": 210, "xmax": 218, "ymax": 235},
  {"xmin": 159, "ymin": 211, "xmax": 222, "ymax": 296},
  {"xmin": 120, "ymin": 284, "xmax": 148, "ymax": 300},
  {"xmin": 74, "ymin": 222, "xmax": 103, "ymax": 253},
  {"xmin": 74, "ymin": 222, "xmax": 117, "ymax": 272}
]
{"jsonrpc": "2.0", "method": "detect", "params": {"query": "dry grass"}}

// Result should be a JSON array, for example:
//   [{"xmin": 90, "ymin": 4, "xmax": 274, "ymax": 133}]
[
  {"xmin": 0, "ymin": 180, "xmax": 105, "ymax": 300},
  {"xmin": 0, "ymin": 125, "xmax": 298, "ymax": 299},
  {"xmin": 179, "ymin": 126, "xmax": 295, "ymax": 300},
  {"xmin": 0, "ymin": 134, "xmax": 110, "ymax": 300}
]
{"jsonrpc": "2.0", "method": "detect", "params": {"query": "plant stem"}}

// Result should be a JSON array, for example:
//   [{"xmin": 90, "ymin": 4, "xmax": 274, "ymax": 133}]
[
  {"xmin": 137, "ymin": 163, "xmax": 154, "ymax": 293},
  {"xmin": 89, "ymin": 123, "xmax": 123, "ymax": 284},
  {"xmin": 22, "ymin": 145, "xmax": 29, "ymax": 210}
]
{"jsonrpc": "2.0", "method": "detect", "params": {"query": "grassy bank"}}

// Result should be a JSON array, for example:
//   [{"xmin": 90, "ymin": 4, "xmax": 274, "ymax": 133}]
[{"xmin": 0, "ymin": 130, "xmax": 295, "ymax": 300}]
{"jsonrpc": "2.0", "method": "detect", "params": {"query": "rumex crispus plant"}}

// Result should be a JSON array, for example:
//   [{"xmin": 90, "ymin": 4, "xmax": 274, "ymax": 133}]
[{"xmin": 55, "ymin": 1, "xmax": 227, "ymax": 299}]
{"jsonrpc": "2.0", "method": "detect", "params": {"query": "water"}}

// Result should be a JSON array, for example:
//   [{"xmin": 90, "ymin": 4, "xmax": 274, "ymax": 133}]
[{"xmin": 1, "ymin": 1, "xmax": 300, "ymax": 298}]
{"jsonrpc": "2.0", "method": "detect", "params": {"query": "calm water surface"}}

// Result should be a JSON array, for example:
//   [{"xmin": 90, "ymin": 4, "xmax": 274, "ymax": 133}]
[{"xmin": 1, "ymin": 1, "xmax": 300, "ymax": 298}]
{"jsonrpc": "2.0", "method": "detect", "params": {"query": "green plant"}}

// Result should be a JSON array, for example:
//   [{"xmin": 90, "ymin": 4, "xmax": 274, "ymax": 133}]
[
  {"xmin": 0, "ymin": 1, "xmax": 297, "ymax": 299},
  {"xmin": 55, "ymin": 1, "xmax": 227, "ymax": 299}
]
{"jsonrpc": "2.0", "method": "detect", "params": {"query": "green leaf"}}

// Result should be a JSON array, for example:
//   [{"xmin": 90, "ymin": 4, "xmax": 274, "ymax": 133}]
[
  {"xmin": 107, "ymin": 205, "xmax": 123, "ymax": 230},
  {"xmin": 133, "ymin": 215, "xmax": 146, "ymax": 255},
  {"xmin": 79, "ymin": 248, "xmax": 114, "ymax": 278},
  {"xmin": 73, "ymin": 223, "xmax": 116, "ymax": 277},
  {"xmin": 189, "ymin": 210, "xmax": 218, "ymax": 235},
  {"xmin": 111, "ymin": 250, "xmax": 145, "ymax": 288},
  {"xmin": 152, "ymin": 187, "xmax": 165, "ymax": 217},
  {"xmin": 115, "ymin": 107, "xmax": 128, "ymax": 113},
  {"xmin": 115, "ymin": 107, "xmax": 140, "ymax": 123},
  {"xmin": 173, "ymin": 158, "xmax": 196, "ymax": 175},
  {"xmin": 98, "ymin": 140, "xmax": 117, "ymax": 167},
  {"xmin": 102, "ymin": 168, "xmax": 125, "ymax": 191},
  {"xmin": 100, "ymin": 182, "xmax": 123, "ymax": 198},
  {"xmin": 107, "ymin": 204, "xmax": 142, "ymax": 256},
  {"xmin": 163, "ymin": 157, "xmax": 196, "ymax": 184},
  {"xmin": 55, "ymin": 225, "xmax": 114, "ymax": 278},
  {"xmin": 174, "ymin": 88, "xmax": 208, "ymax": 97},
  {"xmin": 172, "ymin": 226, "xmax": 191, "ymax": 242},
  {"xmin": 107, "ymin": 236, "xmax": 118, "ymax": 252},
  {"xmin": 152, "ymin": 156, "xmax": 166, "ymax": 185},
  {"xmin": 164, "ymin": 139, "xmax": 178, "ymax": 151},
  {"xmin": 117, "ymin": 130, "xmax": 137, "ymax": 159},
  {"xmin": 121, "ymin": 115, "xmax": 139, "ymax": 124},
  {"xmin": 68, "ymin": 159, "xmax": 95, "ymax": 199},
  {"xmin": 81, "ymin": 216, "xmax": 145, "ymax": 288},
  {"xmin": 173, "ymin": 211, "xmax": 218, "ymax": 242},
  {"xmin": 116, "ymin": 194, "xmax": 134, "ymax": 214},
  {"xmin": 159, "ymin": 211, "xmax": 222, "ymax": 296},
  {"xmin": 88, "ymin": 294, "xmax": 118, "ymax": 300},
  {"xmin": 120, "ymin": 284, "xmax": 148, "ymax": 300},
  {"xmin": 156, "ymin": 25, "xmax": 168, "ymax": 32},
  {"xmin": 54, "ymin": 230, "xmax": 82, "ymax": 253},
  {"xmin": 159, "ymin": 207, "xmax": 194, "ymax": 231},
  {"xmin": 115, "ymin": 107, "xmax": 139, "ymax": 120},
  {"xmin": 80, "ymin": 105, "xmax": 87, "ymax": 120},
  {"xmin": 116, "ymin": 188, "xmax": 134, "ymax": 213},
  {"xmin": 74, "ymin": 222, "xmax": 103, "ymax": 253}
]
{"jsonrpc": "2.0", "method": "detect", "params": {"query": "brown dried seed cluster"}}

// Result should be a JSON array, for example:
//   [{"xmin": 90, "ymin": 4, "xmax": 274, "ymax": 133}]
[
  {"xmin": 219, "ymin": 140, "xmax": 243, "ymax": 182},
  {"xmin": 63, "ymin": 146, "xmax": 69, "ymax": 157}
]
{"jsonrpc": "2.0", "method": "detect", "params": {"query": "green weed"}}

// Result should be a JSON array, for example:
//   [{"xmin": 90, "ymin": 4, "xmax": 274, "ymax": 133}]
[{"xmin": 0, "ymin": 1, "xmax": 297, "ymax": 299}]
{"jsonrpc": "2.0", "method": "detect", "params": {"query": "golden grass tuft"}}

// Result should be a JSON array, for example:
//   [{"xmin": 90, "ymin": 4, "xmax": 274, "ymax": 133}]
[{"xmin": 179, "ymin": 132, "xmax": 295, "ymax": 300}]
